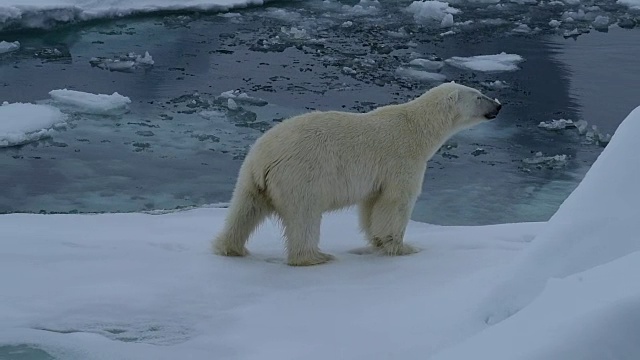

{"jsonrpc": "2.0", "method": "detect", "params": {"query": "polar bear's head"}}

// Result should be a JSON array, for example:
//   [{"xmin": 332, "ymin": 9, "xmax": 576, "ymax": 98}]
[{"xmin": 432, "ymin": 82, "xmax": 502, "ymax": 130}]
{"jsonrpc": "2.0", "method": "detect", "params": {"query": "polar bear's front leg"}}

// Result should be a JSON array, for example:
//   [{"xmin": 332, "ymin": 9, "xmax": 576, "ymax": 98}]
[
  {"xmin": 368, "ymin": 195, "xmax": 419, "ymax": 256},
  {"xmin": 282, "ymin": 211, "xmax": 335, "ymax": 266}
]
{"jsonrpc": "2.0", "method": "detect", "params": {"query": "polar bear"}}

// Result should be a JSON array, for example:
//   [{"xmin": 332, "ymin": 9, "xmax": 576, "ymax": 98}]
[{"xmin": 212, "ymin": 82, "xmax": 502, "ymax": 266}]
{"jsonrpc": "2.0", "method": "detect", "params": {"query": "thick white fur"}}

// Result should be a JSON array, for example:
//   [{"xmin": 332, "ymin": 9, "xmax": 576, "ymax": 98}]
[{"xmin": 212, "ymin": 82, "xmax": 501, "ymax": 266}]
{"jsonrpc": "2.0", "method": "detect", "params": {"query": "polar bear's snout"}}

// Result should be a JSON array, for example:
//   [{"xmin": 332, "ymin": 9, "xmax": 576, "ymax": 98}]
[{"xmin": 483, "ymin": 97, "xmax": 502, "ymax": 120}]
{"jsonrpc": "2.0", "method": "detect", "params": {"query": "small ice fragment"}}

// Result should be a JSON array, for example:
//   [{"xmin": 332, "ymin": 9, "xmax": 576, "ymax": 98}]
[{"xmin": 227, "ymin": 98, "xmax": 238, "ymax": 110}]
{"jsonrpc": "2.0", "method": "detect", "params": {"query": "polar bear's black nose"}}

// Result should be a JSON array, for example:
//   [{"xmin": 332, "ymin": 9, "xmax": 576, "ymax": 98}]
[{"xmin": 496, "ymin": 104, "xmax": 502, "ymax": 111}]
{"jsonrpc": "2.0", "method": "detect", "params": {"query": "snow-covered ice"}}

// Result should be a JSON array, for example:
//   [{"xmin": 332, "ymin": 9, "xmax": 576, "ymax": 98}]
[
  {"xmin": 0, "ymin": 40, "xmax": 19, "ymax": 54},
  {"xmin": 445, "ymin": 52, "xmax": 525, "ymax": 72},
  {"xmin": 0, "ymin": 0, "xmax": 271, "ymax": 30},
  {"xmin": 2, "ymin": 104, "xmax": 640, "ymax": 358},
  {"xmin": 0, "ymin": 102, "xmax": 66, "ymax": 147},
  {"xmin": 49, "ymin": 89, "xmax": 132, "ymax": 115}
]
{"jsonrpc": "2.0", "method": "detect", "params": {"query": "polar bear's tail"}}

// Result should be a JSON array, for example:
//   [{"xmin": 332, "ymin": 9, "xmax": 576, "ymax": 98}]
[{"xmin": 212, "ymin": 176, "xmax": 273, "ymax": 257}]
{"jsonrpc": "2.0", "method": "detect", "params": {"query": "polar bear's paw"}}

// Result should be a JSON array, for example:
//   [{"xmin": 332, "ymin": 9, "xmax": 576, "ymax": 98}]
[
  {"xmin": 287, "ymin": 251, "xmax": 335, "ymax": 267},
  {"xmin": 213, "ymin": 241, "xmax": 250, "ymax": 257},
  {"xmin": 373, "ymin": 236, "xmax": 420, "ymax": 256}
]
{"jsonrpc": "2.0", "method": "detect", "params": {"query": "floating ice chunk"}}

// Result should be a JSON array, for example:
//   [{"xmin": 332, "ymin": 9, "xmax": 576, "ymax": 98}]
[
  {"xmin": 0, "ymin": 40, "xmax": 19, "ymax": 54},
  {"xmin": 441, "ymin": 13, "xmax": 454, "ymax": 27},
  {"xmin": 445, "ymin": 52, "xmax": 525, "ymax": 72},
  {"xmin": 341, "ymin": 21, "xmax": 354, "ymax": 27},
  {"xmin": 574, "ymin": 119, "xmax": 588, "ymax": 134},
  {"xmin": 130, "ymin": 51, "xmax": 154, "ymax": 65},
  {"xmin": 563, "ymin": 28, "xmax": 581, "ymax": 38},
  {"xmin": 409, "ymin": 58, "xmax": 444, "ymax": 71},
  {"xmin": 481, "ymin": 80, "xmax": 509, "ymax": 89},
  {"xmin": 0, "ymin": 102, "xmax": 67, "ymax": 147},
  {"xmin": 342, "ymin": 67, "xmax": 357, "ymax": 75},
  {"xmin": 440, "ymin": 30, "xmax": 456, "ymax": 36},
  {"xmin": 198, "ymin": 110, "xmax": 226, "ymax": 120},
  {"xmin": 49, "ymin": 89, "xmax": 131, "ymax": 115},
  {"xmin": 562, "ymin": 9, "xmax": 587, "ymax": 20},
  {"xmin": 406, "ymin": 0, "xmax": 460, "ymax": 25},
  {"xmin": 227, "ymin": 98, "xmax": 238, "ymax": 110},
  {"xmin": 218, "ymin": 90, "xmax": 268, "ymax": 106},
  {"xmin": 89, "ymin": 51, "xmax": 154, "ymax": 72},
  {"xmin": 512, "ymin": 24, "xmax": 531, "ymax": 33},
  {"xmin": 218, "ymin": 12, "xmax": 241, "ymax": 18},
  {"xmin": 523, "ymin": 152, "xmax": 569, "ymax": 168},
  {"xmin": 618, "ymin": 0, "xmax": 640, "ymax": 9},
  {"xmin": 341, "ymin": 0, "xmax": 380, "ymax": 15},
  {"xmin": 549, "ymin": 19, "xmax": 561, "ymax": 27},
  {"xmin": 395, "ymin": 67, "xmax": 447, "ymax": 82},
  {"xmin": 538, "ymin": 119, "xmax": 575, "ymax": 130},
  {"xmin": 592, "ymin": 15, "xmax": 609, "ymax": 31},
  {"xmin": 280, "ymin": 26, "xmax": 308, "ymax": 40}
]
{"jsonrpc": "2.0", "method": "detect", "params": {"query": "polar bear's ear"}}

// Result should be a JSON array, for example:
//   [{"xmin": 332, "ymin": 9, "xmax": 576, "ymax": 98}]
[{"xmin": 446, "ymin": 89, "xmax": 460, "ymax": 103}]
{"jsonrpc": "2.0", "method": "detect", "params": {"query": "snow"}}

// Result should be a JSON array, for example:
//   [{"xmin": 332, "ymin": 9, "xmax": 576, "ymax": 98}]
[
  {"xmin": 0, "ymin": 206, "xmax": 543, "ymax": 359},
  {"xmin": 0, "ymin": 40, "xmax": 19, "ymax": 54},
  {"xmin": 406, "ymin": 0, "xmax": 460, "ymax": 25},
  {"xmin": 0, "ymin": 102, "xmax": 66, "ymax": 147},
  {"xmin": 0, "ymin": 0, "xmax": 270, "ymax": 30},
  {"xmin": 49, "ymin": 89, "xmax": 132, "ymax": 115},
  {"xmin": 445, "ymin": 52, "xmax": 525, "ymax": 72}
]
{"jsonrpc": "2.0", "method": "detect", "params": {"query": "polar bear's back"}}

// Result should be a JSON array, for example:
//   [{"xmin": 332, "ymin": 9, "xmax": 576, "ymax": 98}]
[{"xmin": 242, "ymin": 109, "xmax": 418, "ymax": 212}]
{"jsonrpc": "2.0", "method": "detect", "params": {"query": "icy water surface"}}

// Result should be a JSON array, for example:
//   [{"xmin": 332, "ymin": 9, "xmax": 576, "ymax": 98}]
[{"xmin": 1, "ymin": 0, "xmax": 639, "ymax": 225}]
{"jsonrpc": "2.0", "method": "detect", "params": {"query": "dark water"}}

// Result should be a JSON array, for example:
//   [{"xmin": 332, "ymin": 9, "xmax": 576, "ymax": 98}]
[{"xmin": 0, "ymin": 1, "xmax": 639, "ymax": 225}]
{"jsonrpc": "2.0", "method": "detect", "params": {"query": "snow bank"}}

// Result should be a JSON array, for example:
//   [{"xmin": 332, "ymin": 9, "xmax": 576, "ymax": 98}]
[
  {"xmin": 49, "ymin": 89, "xmax": 131, "ymax": 115},
  {"xmin": 432, "ymin": 251, "xmax": 640, "ymax": 360},
  {"xmin": 445, "ymin": 52, "xmax": 525, "ymax": 72},
  {"xmin": 0, "ymin": 0, "xmax": 270, "ymax": 31},
  {"xmin": 0, "ymin": 40, "xmax": 19, "ymax": 54},
  {"xmin": 405, "ymin": 0, "xmax": 460, "ymax": 25},
  {"xmin": 480, "ymin": 105, "xmax": 640, "ymax": 325},
  {"xmin": 0, "ymin": 102, "xmax": 66, "ymax": 147}
]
